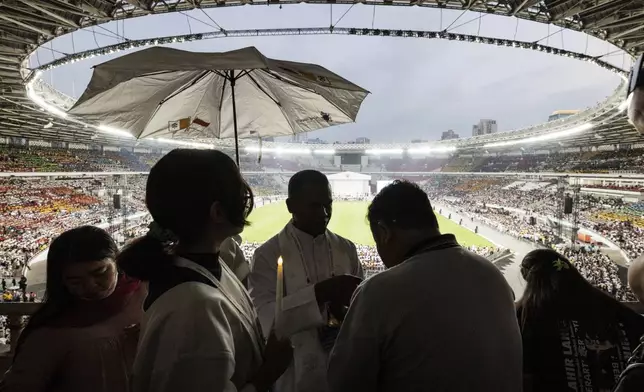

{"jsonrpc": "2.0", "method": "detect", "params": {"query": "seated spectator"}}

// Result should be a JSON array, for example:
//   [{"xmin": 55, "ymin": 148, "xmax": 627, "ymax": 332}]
[
  {"xmin": 1, "ymin": 226, "xmax": 145, "ymax": 392},
  {"xmin": 517, "ymin": 249, "xmax": 644, "ymax": 392}
]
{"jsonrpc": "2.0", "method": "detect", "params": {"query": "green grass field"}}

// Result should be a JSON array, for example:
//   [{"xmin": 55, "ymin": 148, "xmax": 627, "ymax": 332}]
[{"xmin": 242, "ymin": 201, "xmax": 494, "ymax": 247}]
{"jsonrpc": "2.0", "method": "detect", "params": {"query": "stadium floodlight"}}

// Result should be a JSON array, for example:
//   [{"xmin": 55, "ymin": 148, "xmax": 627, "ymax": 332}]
[
  {"xmin": 26, "ymin": 84, "xmax": 68, "ymax": 119},
  {"xmin": 274, "ymin": 147, "xmax": 312, "ymax": 155},
  {"xmin": 483, "ymin": 123, "xmax": 593, "ymax": 148},
  {"xmin": 154, "ymin": 138, "xmax": 213, "ymax": 149},
  {"xmin": 97, "ymin": 125, "xmax": 134, "ymax": 138},
  {"xmin": 246, "ymin": 146, "xmax": 314, "ymax": 154},
  {"xmin": 619, "ymin": 94, "xmax": 632, "ymax": 112},
  {"xmin": 313, "ymin": 149, "xmax": 336, "ymax": 155},
  {"xmin": 407, "ymin": 146, "xmax": 457, "ymax": 154},
  {"xmin": 365, "ymin": 149, "xmax": 404, "ymax": 155}
]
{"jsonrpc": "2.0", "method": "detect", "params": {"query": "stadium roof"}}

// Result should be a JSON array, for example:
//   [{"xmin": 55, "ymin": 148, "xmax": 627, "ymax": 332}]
[{"xmin": 0, "ymin": 0, "xmax": 644, "ymax": 151}]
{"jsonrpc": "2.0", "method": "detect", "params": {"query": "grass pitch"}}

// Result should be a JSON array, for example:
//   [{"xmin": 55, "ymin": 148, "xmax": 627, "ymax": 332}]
[{"xmin": 242, "ymin": 201, "xmax": 493, "ymax": 247}]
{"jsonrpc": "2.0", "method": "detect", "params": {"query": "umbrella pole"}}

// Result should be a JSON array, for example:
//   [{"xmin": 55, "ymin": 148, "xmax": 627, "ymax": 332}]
[{"xmin": 230, "ymin": 71, "xmax": 240, "ymax": 166}]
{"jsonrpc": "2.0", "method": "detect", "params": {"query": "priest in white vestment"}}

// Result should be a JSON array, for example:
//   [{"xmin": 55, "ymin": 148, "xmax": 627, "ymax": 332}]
[
  {"xmin": 249, "ymin": 170, "xmax": 364, "ymax": 392},
  {"xmin": 328, "ymin": 180, "xmax": 523, "ymax": 392}
]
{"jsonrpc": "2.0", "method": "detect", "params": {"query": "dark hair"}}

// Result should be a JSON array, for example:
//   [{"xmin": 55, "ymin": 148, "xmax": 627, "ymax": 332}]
[
  {"xmin": 15, "ymin": 226, "xmax": 117, "ymax": 357},
  {"xmin": 368, "ymin": 180, "xmax": 438, "ymax": 230},
  {"xmin": 117, "ymin": 149, "xmax": 253, "ymax": 280},
  {"xmin": 517, "ymin": 248, "xmax": 627, "ymax": 331},
  {"xmin": 288, "ymin": 170, "xmax": 329, "ymax": 199}
]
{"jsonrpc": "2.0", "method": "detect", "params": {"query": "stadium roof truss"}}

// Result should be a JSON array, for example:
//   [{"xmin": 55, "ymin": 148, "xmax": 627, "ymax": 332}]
[{"xmin": 1, "ymin": 0, "xmax": 644, "ymax": 151}]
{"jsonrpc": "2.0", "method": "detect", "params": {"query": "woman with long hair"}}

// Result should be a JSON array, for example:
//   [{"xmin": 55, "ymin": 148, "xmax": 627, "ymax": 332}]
[
  {"xmin": 1, "ymin": 226, "xmax": 144, "ymax": 392},
  {"xmin": 117, "ymin": 149, "xmax": 292, "ymax": 392},
  {"xmin": 517, "ymin": 248, "xmax": 644, "ymax": 392}
]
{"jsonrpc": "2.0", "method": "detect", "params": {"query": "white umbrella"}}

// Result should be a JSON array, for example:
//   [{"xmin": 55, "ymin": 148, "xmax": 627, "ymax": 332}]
[{"xmin": 69, "ymin": 46, "xmax": 369, "ymax": 164}]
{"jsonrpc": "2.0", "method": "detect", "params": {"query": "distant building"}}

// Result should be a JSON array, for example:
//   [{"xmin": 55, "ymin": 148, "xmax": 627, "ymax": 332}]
[
  {"xmin": 291, "ymin": 133, "xmax": 308, "ymax": 143},
  {"xmin": 472, "ymin": 119, "xmax": 497, "ymax": 137},
  {"xmin": 548, "ymin": 110, "xmax": 580, "ymax": 122},
  {"xmin": 441, "ymin": 130, "xmax": 460, "ymax": 140},
  {"xmin": 306, "ymin": 137, "xmax": 327, "ymax": 144},
  {"xmin": 411, "ymin": 139, "xmax": 428, "ymax": 143},
  {"xmin": 355, "ymin": 137, "xmax": 370, "ymax": 144},
  {"xmin": 263, "ymin": 136, "xmax": 275, "ymax": 142}
]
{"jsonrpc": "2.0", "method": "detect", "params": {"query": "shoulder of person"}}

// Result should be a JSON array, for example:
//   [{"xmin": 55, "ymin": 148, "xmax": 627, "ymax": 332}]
[
  {"xmin": 254, "ymin": 234, "xmax": 279, "ymax": 257},
  {"xmin": 332, "ymin": 233, "xmax": 357, "ymax": 252},
  {"xmin": 18, "ymin": 325, "xmax": 71, "ymax": 354},
  {"xmin": 220, "ymin": 237, "xmax": 240, "ymax": 252},
  {"xmin": 145, "ymin": 284, "xmax": 239, "ymax": 348},
  {"xmin": 152, "ymin": 281, "xmax": 231, "ymax": 314},
  {"xmin": 353, "ymin": 268, "xmax": 396, "ymax": 303}
]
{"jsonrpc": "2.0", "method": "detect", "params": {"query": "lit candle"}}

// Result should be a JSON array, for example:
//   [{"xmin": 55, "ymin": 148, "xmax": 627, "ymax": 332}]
[{"xmin": 275, "ymin": 257, "xmax": 284, "ymax": 321}]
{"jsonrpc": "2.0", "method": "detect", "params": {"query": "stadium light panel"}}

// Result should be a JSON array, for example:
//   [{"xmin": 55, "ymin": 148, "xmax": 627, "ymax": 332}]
[
  {"xmin": 619, "ymin": 94, "xmax": 633, "ymax": 113},
  {"xmin": 275, "ymin": 147, "xmax": 312, "ymax": 155},
  {"xmin": 407, "ymin": 146, "xmax": 457, "ymax": 154},
  {"xmin": 245, "ymin": 146, "xmax": 312, "ymax": 154},
  {"xmin": 365, "ymin": 149, "xmax": 404, "ymax": 155},
  {"xmin": 97, "ymin": 125, "xmax": 134, "ymax": 138},
  {"xmin": 154, "ymin": 138, "xmax": 213, "ymax": 149},
  {"xmin": 26, "ymin": 84, "xmax": 68, "ymax": 119},
  {"xmin": 313, "ymin": 149, "xmax": 336, "ymax": 155},
  {"xmin": 483, "ymin": 123, "xmax": 593, "ymax": 148}
]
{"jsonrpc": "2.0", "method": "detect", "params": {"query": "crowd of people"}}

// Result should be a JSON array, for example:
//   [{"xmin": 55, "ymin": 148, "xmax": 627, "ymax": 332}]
[
  {"xmin": 0, "ymin": 177, "xmax": 153, "ymax": 302},
  {"xmin": 239, "ymin": 241, "xmax": 502, "ymax": 278},
  {"xmin": 419, "ymin": 176, "xmax": 644, "ymax": 301},
  {"xmin": 3, "ymin": 169, "xmax": 643, "ymax": 305},
  {"xmin": 561, "ymin": 246, "xmax": 635, "ymax": 301},
  {"xmin": 6, "ymin": 143, "xmax": 644, "ymax": 175},
  {"xmin": 2, "ymin": 153, "xmax": 644, "ymax": 392},
  {"xmin": 0, "ymin": 178, "xmax": 105, "ymax": 294}
]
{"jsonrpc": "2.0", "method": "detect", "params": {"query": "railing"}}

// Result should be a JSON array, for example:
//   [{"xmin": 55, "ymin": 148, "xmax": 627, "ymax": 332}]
[{"xmin": 0, "ymin": 303, "xmax": 41, "ymax": 373}]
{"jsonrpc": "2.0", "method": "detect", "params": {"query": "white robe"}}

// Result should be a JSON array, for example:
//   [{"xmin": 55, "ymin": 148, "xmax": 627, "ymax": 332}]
[
  {"xmin": 133, "ymin": 257, "xmax": 264, "ymax": 392},
  {"xmin": 249, "ymin": 222, "xmax": 363, "ymax": 392},
  {"xmin": 327, "ymin": 242, "xmax": 523, "ymax": 392},
  {"xmin": 221, "ymin": 237, "xmax": 251, "ymax": 283}
]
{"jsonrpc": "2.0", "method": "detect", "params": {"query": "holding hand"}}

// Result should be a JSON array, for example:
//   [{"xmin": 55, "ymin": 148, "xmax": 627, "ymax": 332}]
[
  {"xmin": 251, "ymin": 331, "xmax": 293, "ymax": 392},
  {"xmin": 315, "ymin": 274, "xmax": 363, "ymax": 309}
]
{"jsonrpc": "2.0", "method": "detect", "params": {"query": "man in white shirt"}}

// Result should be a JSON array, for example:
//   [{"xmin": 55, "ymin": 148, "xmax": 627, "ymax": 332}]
[
  {"xmin": 328, "ymin": 180, "xmax": 523, "ymax": 392},
  {"xmin": 249, "ymin": 170, "xmax": 363, "ymax": 392}
]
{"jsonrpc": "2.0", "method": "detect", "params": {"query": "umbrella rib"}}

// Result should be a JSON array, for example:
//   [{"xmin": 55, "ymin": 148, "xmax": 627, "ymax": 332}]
[
  {"xmin": 260, "ymin": 69, "xmax": 354, "ymax": 119},
  {"xmin": 138, "ymin": 71, "xmax": 210, "ymax": 139},
  {"xmin": 245, "ymin": 72, "xmax": 281, "ymax": 107},
  {"xmin": 218, "ymin": 74, "xmax": 228, "ymax": 137},
  {"xmin": 244, "ymin": 71, "xmax": 298, "ymax": 136},
  {"xmin": 158, "ymin": 70, "xmax": 211, "ymax": 106},
  {"xmin": 186, "ymin": 73, "xmax": 217, "ymax": 139}
]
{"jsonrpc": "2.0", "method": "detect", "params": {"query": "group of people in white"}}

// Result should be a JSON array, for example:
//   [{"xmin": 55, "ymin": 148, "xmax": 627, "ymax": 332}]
[{"xmin": 6, "ymin": 149, "xmax": 644, "ymax": 391}]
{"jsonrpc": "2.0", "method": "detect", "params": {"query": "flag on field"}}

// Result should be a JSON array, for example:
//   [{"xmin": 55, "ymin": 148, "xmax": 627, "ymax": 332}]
[{"xmin": 168, "ymin": 118, "xmax": 191, "ymax": 132}]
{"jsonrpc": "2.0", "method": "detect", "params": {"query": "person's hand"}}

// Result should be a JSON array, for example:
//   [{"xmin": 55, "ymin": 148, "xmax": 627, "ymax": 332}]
[
  {"xmin": 315, "ymin": 274, "xmax": 363, "ymax": 308},
  {"xmin": 251, "ymin": 331, "xmax": 293, "ymax": 391}
]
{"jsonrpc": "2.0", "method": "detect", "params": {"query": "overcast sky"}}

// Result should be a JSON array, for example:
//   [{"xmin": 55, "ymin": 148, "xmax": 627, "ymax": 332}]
[{"xmin": 32, "ymin": 5, "xmax": 629, "ymax": 143}]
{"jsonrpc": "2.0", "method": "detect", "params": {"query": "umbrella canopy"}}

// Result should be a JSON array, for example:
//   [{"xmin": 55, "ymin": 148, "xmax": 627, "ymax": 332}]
[{"xmin": 69, "ymin": 46, "xmax": 369, "ymax": 158}]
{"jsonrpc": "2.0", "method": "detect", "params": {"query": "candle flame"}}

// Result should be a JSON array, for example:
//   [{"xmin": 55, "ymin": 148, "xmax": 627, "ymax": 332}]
[{"xmin": 278, "ymin": 257, "xmax": 283, "ymax": 266}]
